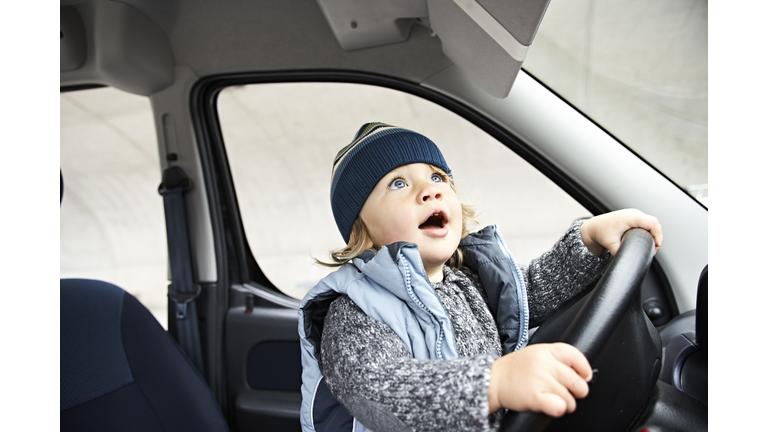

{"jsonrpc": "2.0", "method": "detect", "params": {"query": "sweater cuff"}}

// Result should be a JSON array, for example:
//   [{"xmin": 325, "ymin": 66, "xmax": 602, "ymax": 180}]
[
  {"xmin": 476, "ymin": 354, "xmax": 498, "ymax": 430},
  {"xmin": 569, "ymin": 218, "xmax": 611, "ymax": 277}
]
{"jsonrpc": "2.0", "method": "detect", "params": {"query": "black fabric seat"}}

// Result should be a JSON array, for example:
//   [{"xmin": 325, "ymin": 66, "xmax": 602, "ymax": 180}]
[{"xmin": 60, "ymin": 278, "xmax": 229, "ymax": 432}]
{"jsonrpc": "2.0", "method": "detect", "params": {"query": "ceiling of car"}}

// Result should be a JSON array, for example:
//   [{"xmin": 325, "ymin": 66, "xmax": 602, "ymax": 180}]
[{"xmin": 60, "ymin": 0, "xmax": 549, "ymax": 98}]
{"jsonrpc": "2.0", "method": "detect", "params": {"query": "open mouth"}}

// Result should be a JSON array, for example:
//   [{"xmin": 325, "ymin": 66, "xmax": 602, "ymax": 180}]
[{"xmin": 419, "ymin": 211, "xmax": 447, "ymax": 230}]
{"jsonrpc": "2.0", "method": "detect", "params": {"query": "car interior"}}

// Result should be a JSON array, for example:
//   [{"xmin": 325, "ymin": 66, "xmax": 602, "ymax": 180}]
[{"xmin": 60, "ymin": 1, "xmax": 708, "ymax": 431}]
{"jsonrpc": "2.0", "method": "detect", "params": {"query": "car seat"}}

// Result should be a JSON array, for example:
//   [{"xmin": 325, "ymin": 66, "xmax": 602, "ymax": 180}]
[
  {"xmin": 60, "ymin": 279, "xmax": 230, "ymax": 431},
  {"xmin": 60, "ymin": 172, "xmax": 229, "ymax": 431}
]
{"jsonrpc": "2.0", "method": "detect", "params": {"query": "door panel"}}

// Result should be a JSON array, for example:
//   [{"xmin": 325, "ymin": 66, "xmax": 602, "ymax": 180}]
[{"xmin": 225, "ymin": 286, "xmax": 302, "ymax": 431}]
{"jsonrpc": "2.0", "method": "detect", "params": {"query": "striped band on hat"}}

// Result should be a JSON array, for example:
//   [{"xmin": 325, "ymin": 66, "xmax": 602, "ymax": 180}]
[
  {"xmin": 331, "ymin": 123, "xmax": 394, "ymax": 181},
  {"xmin": 330, "ymin": 122, "xmax": 451, "ymax": 243}
]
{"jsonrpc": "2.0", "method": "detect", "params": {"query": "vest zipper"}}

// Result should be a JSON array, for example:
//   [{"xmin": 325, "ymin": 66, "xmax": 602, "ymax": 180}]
[
  {"xmin": 493, "ymin": 227, "xmax": 530, "ymax": 351},
  {"xmin": 402, "ymin": 259, "xmax": 446, "ymax": 360}
]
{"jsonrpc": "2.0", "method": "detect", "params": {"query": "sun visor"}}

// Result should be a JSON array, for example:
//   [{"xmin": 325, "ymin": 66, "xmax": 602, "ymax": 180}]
[
  {"xmin": 427, "ymin": 0, "xmax": 550, "ymax": 98},
  {"xmin": 315, "ymin": 0, "xmax": 550, "ymax": 99},
  {"xmin": 61, "ymin": 6, "xmax": 87, "ymax": 72},
  {"xmin": 60, "ymin": 2, "xmax": 175, "ymax": 95},
  {"xmin": 94, "ymin": 2, "xmax": 175, "ymax": 95}
]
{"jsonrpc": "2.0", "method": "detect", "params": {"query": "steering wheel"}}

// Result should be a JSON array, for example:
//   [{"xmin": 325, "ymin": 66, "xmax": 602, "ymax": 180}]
[{"xmin": 500, "ymin": 228, "xmax": 656, "ymax": 432}]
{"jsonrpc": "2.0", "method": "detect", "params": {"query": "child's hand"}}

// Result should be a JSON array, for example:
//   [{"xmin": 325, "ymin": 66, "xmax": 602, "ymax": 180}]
[
  {"xmin": 487, "ymin": 343, "xmax": 592, "ymax": 417},
  {"xmin": 580, "ymin": 209, "xmax": 663, "ymax": 257}
]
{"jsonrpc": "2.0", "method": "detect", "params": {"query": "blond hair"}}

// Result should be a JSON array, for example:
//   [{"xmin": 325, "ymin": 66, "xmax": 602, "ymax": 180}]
[{"xmin": 317, "ymin": 167, "xmax": 477, "ymax": 269}]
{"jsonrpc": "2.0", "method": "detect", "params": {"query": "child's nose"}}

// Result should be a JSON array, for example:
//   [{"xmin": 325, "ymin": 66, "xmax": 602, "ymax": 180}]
[{"xmin": 420, "ymin": 186, "xmax": 442, "ymax": 202}]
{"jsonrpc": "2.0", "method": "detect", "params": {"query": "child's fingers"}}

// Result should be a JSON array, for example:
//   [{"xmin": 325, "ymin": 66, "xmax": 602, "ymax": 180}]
[
  {"xmin": 553, "ymin": 363, "xmax": 590, "ymax": 399},
  {"xmin": 625, "ymin": 210, "xmax": 663, "ymax": 253},
  {"xmin": 637, "ymin": 216, "xmax": 662, "ymax": 252},
  {"xmin": 648, "ymin": 221, "xmax": 663, "ymax": 252},
  {"xmin": 550, "ymin": 343, "xmax": 593, "ymax": 382},
  {"xmin": 652, "ymin": 231, "xmax": 663, "ymax": 253},
  {"xmin": 534, "ymin": 391, "xmax": 570, "ymax": 418}
]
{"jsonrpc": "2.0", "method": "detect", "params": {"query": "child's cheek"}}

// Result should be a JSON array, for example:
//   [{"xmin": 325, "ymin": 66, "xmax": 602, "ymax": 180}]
[{"xmin": 391, "ymin": 218, "xmax": 413, "ymax": 242}]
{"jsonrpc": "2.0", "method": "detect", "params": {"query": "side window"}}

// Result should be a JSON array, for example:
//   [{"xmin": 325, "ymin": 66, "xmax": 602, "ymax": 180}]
[
  {"xmin": 217, "ymin": 83, "xmax": 592, "ymax": 300},
  {"xmin": 60, "ymin": 87, "xmax": 168, "ymax": 328}
]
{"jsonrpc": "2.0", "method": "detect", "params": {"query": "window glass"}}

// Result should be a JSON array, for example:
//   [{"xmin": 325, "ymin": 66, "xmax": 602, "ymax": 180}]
[
  {"xmin": 218, "ymin": 83, "xmax": 592, "ymax": 300},
  {"xmin": 60, "ymin": 87, "xmax": 168, "ymax": 328},
  {"xmin": 525, "ymin": 0, "xmax": 707, "ymax": 206}
]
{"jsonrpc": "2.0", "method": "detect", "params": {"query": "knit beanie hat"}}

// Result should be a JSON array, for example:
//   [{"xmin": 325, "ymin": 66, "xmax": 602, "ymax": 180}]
[{"xmin": 331, "ymin": 122, "xmax": 451, "ymax": 243}]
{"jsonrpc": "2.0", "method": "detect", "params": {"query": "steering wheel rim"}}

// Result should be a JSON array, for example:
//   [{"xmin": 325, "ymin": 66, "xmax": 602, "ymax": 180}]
[{"xmin": 501, "ymin": 228, "xmax": 656, "ymax": 432}]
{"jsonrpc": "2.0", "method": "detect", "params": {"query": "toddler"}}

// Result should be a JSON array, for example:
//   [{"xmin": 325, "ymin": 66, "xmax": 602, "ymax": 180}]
[{"xmin": 298, "ymin": 123, "xmax": 662, "ymax": 432}]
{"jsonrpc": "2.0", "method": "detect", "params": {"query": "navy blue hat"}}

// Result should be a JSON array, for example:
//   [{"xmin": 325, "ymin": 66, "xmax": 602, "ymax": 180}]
[{"xmin": 331, "ymin": 123, "xmax": 451, "ymax": 243}]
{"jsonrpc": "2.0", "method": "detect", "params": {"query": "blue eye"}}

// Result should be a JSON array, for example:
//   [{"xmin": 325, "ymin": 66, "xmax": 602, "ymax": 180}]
[
  {"xmin": 431, "ymin": 174, "xmax": 443, "ymax": 183},
  {"xmin": 388, "ymin": 178, "xmax": 407, "ymax": 190}
]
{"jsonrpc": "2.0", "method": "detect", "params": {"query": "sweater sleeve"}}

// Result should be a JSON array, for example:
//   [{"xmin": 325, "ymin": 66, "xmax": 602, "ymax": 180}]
[
  {"xmin": 321, "ymin": 295, "xmax": 499, "ymax": 432},
  {"xmin": 524, "ymin": 219, "xmax": 611, "ymax": 327}
]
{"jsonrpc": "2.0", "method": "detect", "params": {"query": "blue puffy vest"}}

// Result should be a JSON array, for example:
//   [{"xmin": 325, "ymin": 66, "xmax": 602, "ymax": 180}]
[{"xmin": 298, "ymin": 225, "xmax": 529, "ymax": 432}]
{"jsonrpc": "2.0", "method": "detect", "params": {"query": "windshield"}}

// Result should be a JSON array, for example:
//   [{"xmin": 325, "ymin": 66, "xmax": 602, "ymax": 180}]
[{"xmin": 524, "ymin": 0, "xmax": 707, "ymax": 207}]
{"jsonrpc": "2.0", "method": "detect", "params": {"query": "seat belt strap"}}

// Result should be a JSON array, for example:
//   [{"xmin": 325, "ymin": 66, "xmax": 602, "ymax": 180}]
[{"xmin": 158, "ymin": 166, "xmax": 205, "ymax": 374}]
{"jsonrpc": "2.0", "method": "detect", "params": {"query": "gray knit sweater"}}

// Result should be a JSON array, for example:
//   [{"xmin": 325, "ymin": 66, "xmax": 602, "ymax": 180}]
[{"xmin": 320, "ymin": 221, "xmax": 609, "ymax": 432}]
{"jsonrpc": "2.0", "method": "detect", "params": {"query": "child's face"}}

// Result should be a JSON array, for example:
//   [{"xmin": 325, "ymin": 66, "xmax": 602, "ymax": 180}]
[{"xmin": 360, "ymin": 163, "xmax": 463, "ymax": 276}]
